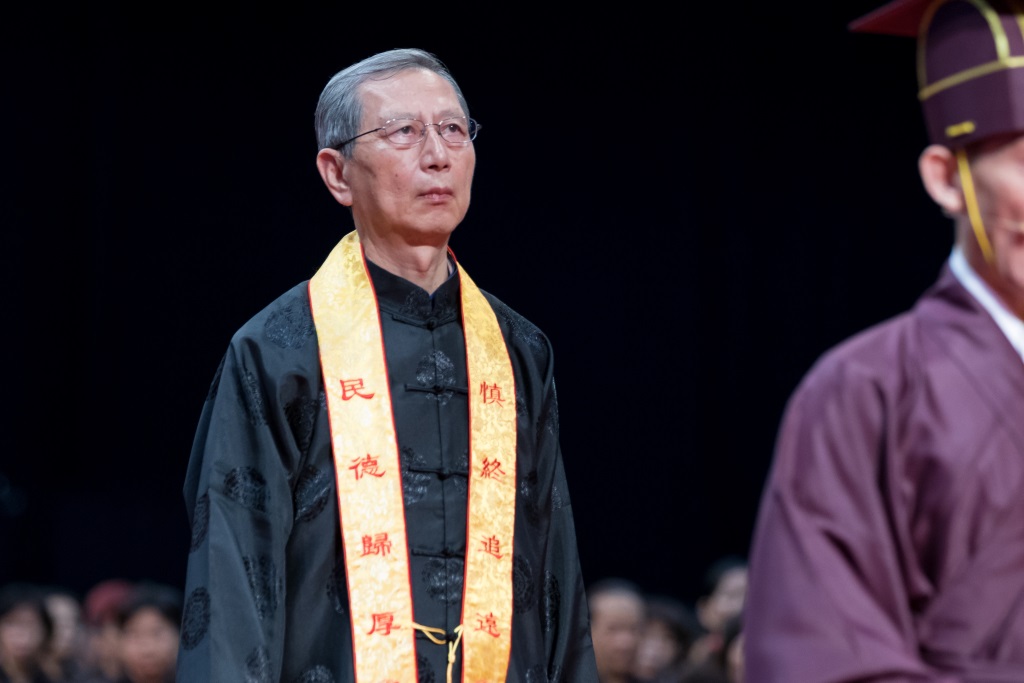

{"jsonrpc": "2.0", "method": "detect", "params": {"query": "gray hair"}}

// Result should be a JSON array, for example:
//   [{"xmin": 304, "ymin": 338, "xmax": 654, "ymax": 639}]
[{"xmin": 314, "ymin": 48, "xmax": 470, "ymax": 158}]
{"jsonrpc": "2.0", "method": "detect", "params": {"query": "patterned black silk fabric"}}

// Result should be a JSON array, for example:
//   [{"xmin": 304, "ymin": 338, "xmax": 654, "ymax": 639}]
[{"xmin": 176, "ymin": 258, "xmax": 597, "ymax": 682}]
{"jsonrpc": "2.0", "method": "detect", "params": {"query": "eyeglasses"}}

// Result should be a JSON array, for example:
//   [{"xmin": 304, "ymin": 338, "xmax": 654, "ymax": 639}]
[{"xmin": 334, "ymin": 116, "xmax": 480, "ymax": 149}]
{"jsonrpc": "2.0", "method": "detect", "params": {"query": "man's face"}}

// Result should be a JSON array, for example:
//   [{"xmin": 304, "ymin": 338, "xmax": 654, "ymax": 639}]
[
  {"xmin": 590, "ymin": 592, "xmax": 644, "ymax": 677},
  {"xmin": 966, "ymin": 133, "xmax": 1024, "ymax": 312},
  {"xmin": 342, "ymin": 68, "xmax": 475, "ymax": 247}
]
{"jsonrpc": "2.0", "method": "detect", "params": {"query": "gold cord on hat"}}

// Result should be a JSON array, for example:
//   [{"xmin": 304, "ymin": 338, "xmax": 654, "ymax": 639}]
[{"xmin": 955, "ymin": 147, "xmax": 996, "ymax": 264}]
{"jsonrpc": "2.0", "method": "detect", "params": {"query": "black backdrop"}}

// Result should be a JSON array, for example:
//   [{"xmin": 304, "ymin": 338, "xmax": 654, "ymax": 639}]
[{"xmin": 3, "ymin": 4, "xmax": 953, "ymax": 608}]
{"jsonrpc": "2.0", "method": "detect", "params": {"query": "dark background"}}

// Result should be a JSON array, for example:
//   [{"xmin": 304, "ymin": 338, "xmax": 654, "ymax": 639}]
[{"xmin": 3, "ymin": 5, "xmax": 952, "ymax": 609}]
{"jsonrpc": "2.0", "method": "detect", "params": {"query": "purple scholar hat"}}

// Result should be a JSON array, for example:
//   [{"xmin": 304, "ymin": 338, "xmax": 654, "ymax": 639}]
[{"xmin": 850, "ymin": 0, "xmax": 1024, "ymax": 148}]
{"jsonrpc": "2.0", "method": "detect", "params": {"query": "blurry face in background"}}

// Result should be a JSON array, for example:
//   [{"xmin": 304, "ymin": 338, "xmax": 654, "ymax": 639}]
[
  {"xmin": 88, "ymin": 620, "xmax": 123, "ymax": 677},
  {"xmin": 726, "ymin": 631, "xmax": 745, "ymax": 683},
  {"xmin": 633, "ymin": 618, "xmax": 683, "ymax": 680},
  {"xmin": 697, "ymin": 566, "xmax": 748, "ymax": 635},
  {"xmin": 0, "ymin": 605, "xmax": 47, "ymax": 666},
  {"xmin": 45, "ymin": 593, "xmax": 84, "ymax": 662},
  {"xmin": 119, "ymin": 607, "xmax": 179, "ymax": 683},
  {"xmin": 590, "ymin": 592, "xmax": 644, "ymax": 678}
]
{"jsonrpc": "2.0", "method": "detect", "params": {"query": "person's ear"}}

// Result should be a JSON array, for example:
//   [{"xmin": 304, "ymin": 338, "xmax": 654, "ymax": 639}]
[
  {"xmin": 316, "ymin": 148, "xmax": 354, "ymax": 207},
  {"xmin": 918, "ymin": 144, "xmax": 963, "ymax": 215}
]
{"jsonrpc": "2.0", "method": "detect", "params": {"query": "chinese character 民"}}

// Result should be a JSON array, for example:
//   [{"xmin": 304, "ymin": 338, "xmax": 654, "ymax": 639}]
[{"xmin": 340, "ymin": 378, "xmax": 375, "ymax": 400}]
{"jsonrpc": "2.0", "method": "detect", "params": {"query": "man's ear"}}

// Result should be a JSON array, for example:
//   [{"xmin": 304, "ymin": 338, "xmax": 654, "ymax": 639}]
[
  {"xmin": 316, "ymin": 148, "xmax": 354, "ymax": 207},
  {"xmin": 918, "ymin": 143, "xmax": 963, "ymax": 215}
]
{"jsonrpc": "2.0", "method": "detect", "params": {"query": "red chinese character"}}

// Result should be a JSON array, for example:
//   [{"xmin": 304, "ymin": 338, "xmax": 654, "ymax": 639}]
[
  {"xmin": 361, "ymin": 533, "xmax": 392, "ymax": 557},
  {"xmin": 480, "ymin": 535, "xmax": 503, "ymax": 559},
  {"xmin": 350, "ymin": 454, "xmax": 386, "ymax": 480},
  {"xmin": 368, "ymin": 612, "xmax": 397, "ymax": 635},
  {"xmin": 479, "ymin": 381, "xmax": 504, "ymax": 406},
  {"xmin": 480, "ymin": 457, "xmax": 505, "ymax": 480},
  {"xmin": 340, "ymin": 378, "xmax": 375, "ymax": 400},
  {"xmin": 475, "ymin": 612, "xmax": 501, "ymax": 637}
]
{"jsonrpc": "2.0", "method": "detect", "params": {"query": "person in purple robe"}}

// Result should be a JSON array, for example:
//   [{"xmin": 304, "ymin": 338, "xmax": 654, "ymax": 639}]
[{"xmin": 743, "ymin": 0, "xmax": 1024, "ymax": 681}]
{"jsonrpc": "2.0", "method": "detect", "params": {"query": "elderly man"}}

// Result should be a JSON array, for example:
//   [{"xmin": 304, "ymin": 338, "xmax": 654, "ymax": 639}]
[{"xmin": 176, "ymin": 48, "xmax": 597, "ymax": 683}]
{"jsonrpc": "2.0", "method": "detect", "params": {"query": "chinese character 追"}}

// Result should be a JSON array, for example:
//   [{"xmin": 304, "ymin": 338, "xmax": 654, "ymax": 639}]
[{"xmin": 480, "ymin": 535, "xmax": 503, "ymax": 559}]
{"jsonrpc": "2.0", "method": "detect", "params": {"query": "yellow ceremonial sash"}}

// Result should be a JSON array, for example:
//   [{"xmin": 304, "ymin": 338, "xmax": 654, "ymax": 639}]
[{"xmin": 308, "ymin": 230, "xmax": 516, "ymax": 683}]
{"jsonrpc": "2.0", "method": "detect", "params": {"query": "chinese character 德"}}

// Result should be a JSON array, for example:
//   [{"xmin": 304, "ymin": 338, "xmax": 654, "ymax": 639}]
[{"xmin": 350, "ymin": 454, "xmax": 386, "ymax": 480}]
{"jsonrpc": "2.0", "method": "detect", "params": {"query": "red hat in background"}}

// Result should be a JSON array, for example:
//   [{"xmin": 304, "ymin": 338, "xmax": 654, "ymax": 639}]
[
  {"xmin": 83, "ymin": 579, "xmax": 134, "ymax": 627},
  {"xmin": 850, "ymin": 0, "xmax": 1024, "ymax": 148}
]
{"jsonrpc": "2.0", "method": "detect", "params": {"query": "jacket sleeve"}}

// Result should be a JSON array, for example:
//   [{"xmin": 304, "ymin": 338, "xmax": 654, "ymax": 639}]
[
  {"xmin": 494, "ymin": 300, "xmax": 598, "ymax": 682},
  {"xmin": 539, "ymin": 377, "xmax": 598, "ymax": 682},
  {"xmin": 515, "ymin": 331, "xmax": 598, "ymax": 682},
  {"xmin": 743, "ymin": 355, "xmax": 959, "ymax": 683},
  {"xmin": 176, "ymin": 336, "xmax": 306, "ymax": 683}
]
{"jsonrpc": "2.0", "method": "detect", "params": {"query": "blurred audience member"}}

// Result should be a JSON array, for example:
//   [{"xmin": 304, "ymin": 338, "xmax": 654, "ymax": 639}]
[
  {"xmin": 0, "ymin": 582, "xmax": 55, "ymax": 683},
  {"xmin": 632, "ymin": 594, "xmax": 700, "ymax": 682},
  {"xmin": 719, "ymin": 613, "xmax": 743, "ymax": 683},
  {"xmin": 588, "ymin": 577, "xmax": 646, "ymax": 683},
  {"xmin": 113, "ymin": 582, "xmax": 181, "ymax": 683},
  {"xmin": 40, "ymin": 587, "xmax": 86, "ymax": 682},
  {"xmin": 677, "ymin": 611, "xmax": 743, "ymax": 683},
  {"xmin": 80, "ymin": 580, "xmax": 134, "ymax": 683},
  {"xmin": 687, "ymin": 556, "xmax": 747, "ymax": 667}
]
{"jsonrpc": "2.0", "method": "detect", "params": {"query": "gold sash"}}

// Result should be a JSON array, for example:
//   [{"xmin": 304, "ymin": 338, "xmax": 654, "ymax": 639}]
[{"xmin": 308, "ymin": 230, "xmax": 516, "ymax": 683}]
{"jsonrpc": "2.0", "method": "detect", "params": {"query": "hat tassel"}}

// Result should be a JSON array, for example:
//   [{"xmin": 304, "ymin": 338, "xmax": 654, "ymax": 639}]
[{"xmin": 955, "ymin": 147, "xmax": 995, "ymax": 265}]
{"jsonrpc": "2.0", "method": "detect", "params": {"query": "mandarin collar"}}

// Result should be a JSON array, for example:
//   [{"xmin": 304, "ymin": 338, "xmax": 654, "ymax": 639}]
[{"xmin": 365, "ymin": 257, "xmax": 461, "ymax": 323}]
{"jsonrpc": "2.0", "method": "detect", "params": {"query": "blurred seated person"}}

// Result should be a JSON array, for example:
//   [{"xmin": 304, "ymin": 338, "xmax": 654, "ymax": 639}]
[
  {"xmin": 687, "ymin": 556, "xmax": 747, "ymax": 667},
  {"xmin": 40, "ymin": 587, "xmax": 87, "ymax": 682},
  {"xmin": 719, "ymin": 613, "xmax": 743, "ymax": 683},
  {"xmin": 79, "ymin": 580, "xmax": 134, "ymax": 683},
  {"xmin": 588, "ymin": 578, "xmax": 646, "ymax": 683},
  {"xmin": 112, "ymin": 583, "xmax": 181, "ymax": 683},
  {"xmin": 0, "ymin": 582, "xmax": 55, "ymax": 683},
  {"xmin": 632, "ymin": 594, "xmax": 700, "ymax": 682}
]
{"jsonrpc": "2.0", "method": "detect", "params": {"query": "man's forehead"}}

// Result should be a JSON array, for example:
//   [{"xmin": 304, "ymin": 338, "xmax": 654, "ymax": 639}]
[
  {"xmin": 360, "ymin": 69, "xmax": 455, "ymax": 101},
  {"xmin": 359, "ymin": 73, "xmax": 461, "ymax": 122}
]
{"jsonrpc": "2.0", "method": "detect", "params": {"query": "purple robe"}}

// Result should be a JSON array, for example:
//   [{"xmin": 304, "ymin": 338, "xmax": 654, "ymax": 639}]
[{"xmin": 744, "ymin": 264, "xmax": 1024, "ymax": 682}]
